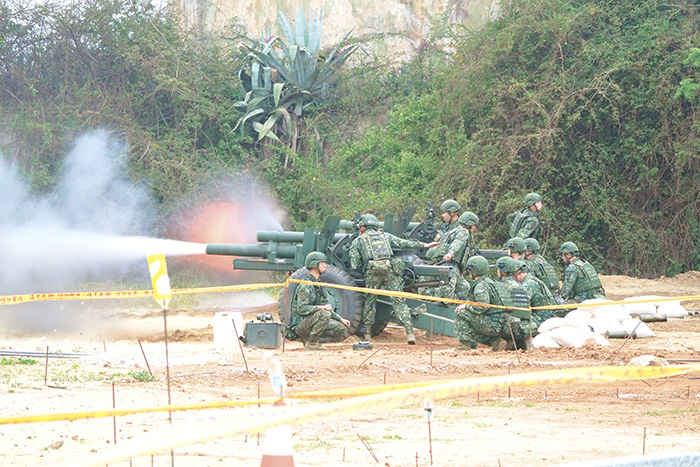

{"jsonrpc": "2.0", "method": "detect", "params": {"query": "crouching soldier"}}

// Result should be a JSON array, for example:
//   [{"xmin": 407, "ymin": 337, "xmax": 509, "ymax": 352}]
[
  {"xmin": 513, "ymin": 259, "xmax": 557, "ymax": 328},
  {"xmin": 454, "ymin": 256, "xmax": 532, "ymax": 351},
  {"xmin": 495, "ymin": 256, "xmax": 537, "ymax": 350},
  {"xmin": 559, "ymin": 242, "xmax": 606, "ymax": 304},
  {"xmin": 286, "ymin": 252, "xmax": 351, "ymax": 350}
]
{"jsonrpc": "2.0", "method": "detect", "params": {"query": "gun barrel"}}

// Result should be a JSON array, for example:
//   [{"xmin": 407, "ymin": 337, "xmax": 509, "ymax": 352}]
[
  {"xmin": 337, "ymin": 220, "xmax": 420, "ymax": 231},
  {"xmin": 205, "ymin": 243, "xmax": 298, "ymax": 258},
  {"xmin": 257, "ymin": 231, "xmax": 350, "ymax": 243}
]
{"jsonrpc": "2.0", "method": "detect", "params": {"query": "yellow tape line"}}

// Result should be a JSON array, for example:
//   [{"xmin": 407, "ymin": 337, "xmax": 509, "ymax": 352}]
[
  {"xmin": 70, "ymin": 364, "xmax": 700, "ymax": 467},
  {"xmin": 0, "ymin": 283, "xmax": 283, "ymax": 306},
  {"xmin": 533, "ymin": 294, "xmax": 700, "ymax": 311},
  {"xmin": 0, "ymin": 379, "xmax": 460, "ymax": 426},
  {"xmin": 289, "ymin": 278, "xmax": 530, "ymax": 312}
]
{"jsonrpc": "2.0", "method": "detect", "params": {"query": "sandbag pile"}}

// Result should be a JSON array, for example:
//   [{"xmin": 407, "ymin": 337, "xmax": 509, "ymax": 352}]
[
  {"xmin": 532, "ymin": 297, "xmax": 665, "ymax": 348},
  {"xmin": 621, "ymin": 295, "xmax": 691, "ymax": 319}
]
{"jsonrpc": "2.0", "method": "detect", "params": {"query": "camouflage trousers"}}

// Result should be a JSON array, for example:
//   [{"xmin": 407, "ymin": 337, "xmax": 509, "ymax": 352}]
[
  {"xmin": 293, "ymin": 309, "xmax": 348, "ymax": 343},
  {"xmin": 363, "ymin": 270, "xmax": 413, "ymax": 333},
  {"xmin": 454, "ymin": 311, "xmax": 536, "ymax": 346}
]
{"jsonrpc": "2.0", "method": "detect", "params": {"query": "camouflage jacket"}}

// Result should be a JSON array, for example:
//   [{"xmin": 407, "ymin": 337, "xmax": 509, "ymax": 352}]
[
  {"xmin": 509, "ymin": 208, "xmax": 542, "ymax": 239},
  {"xmin": 520, "ymin": 273, "xmax": 557, "ymax": 308},
  {"xmin": 428, "ymin": 221, "xmax": 469, "ymax": 269},
  {"xmin": 560, "ymin": 258, "xmax": 605, "ymax": 302},
  {"xmin": 467, "ymin": 276, "xmax": 497, "ymax": 315},
  {"xmin": 288, "ymin": 271, "xmax": 343, "ymax": 332},
  {"xmin": 349, "ymin": 228, "xmax": 422, "ymax": 273},
  {"xmin": 525, "ymin": 254, "xmax": 560, "ymax": 293}
]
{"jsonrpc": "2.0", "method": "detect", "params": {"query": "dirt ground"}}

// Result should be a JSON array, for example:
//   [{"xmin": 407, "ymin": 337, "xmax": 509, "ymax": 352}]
[{"xmin": 1, "ymin": 273, "xmax": 700, "ymax": 467}]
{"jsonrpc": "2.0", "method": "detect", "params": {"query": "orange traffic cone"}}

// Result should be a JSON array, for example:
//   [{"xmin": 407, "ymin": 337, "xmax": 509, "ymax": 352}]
[{"xmin": 260, "ymin": 421, "xmax": 295, "ymax": 467}]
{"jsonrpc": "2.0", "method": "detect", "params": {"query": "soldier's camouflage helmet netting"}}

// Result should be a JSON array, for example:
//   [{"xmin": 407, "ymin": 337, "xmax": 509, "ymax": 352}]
[
  {"xmin": 524, "ymin": 238, "xmax": 540, "ymax": 253},
  {"xmin": 506, "ymin": 237, "xmax": 527, "ymax": 253},
  {"xmin": 440, "ymin": 199, "xmax": 461, "ymax": 213},
  {"xmin": 358, "ymin": 214, "xmax": 379, "ymax": 228},
  {"xmin": 559, "ymin": 241, "xmax": 579, "ymax": 255},
  {"xmin": 305, "ymin": 251, "xmax": 328, "ymax": 269},
  {"xmin": 523, "ymin": 192, "xmax": 542, "ymax": 207},
  {"xmin": 458, "ymin": 211, "xmax": 479, "ymax": 226},
  {"xmin": 465, "ymin": 255, "xmax": 489, "ymax": 276}
]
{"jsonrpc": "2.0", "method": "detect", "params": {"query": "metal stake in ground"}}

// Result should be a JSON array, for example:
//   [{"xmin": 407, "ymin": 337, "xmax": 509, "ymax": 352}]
[
  {"xmin": 230, "ymin": 317, "xmax": 249, "ymax": 373},
  {"xmin": 357, "ymin": 433, "xmax": 379, "ymax": 463},
  {"xmin": 137, "ymin": 339, "xmax": 153, "ymax": 377},
  {"xmin": 112, "ymin": 382, "xmax": 117, "ymax": 445},
  {"xmin": 44, "ymin": 346, "xmax": 49, "ymax": 386},
  {"xmin": 424, "ymin": 399, "xmax": 434, "ymax": 465}
]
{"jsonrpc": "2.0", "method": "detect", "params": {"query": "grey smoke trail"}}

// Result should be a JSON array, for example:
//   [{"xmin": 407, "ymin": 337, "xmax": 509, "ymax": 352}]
[{"xmin": 0, "ymin": 130, "xmax": 203, "ymax": 294}]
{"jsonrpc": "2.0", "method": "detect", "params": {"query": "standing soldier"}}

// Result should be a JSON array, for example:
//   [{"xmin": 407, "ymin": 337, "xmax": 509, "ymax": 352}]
[
  {"xmin": 508, "ymin": 192, "xmax": 545, "ymax": 240},
  {"xmin": 506, "ymin": 237, "xmax": 528, "ymax": 262},
  {"xmin": 349, "ymin": 214, "xmax": 437, "ymax": 344},
  {"xmin": 523, "ymin": 238, "xmax": 562, "ymax": 297},
  {"xmin": 559, "ymin": 242, "xmax": 606, "ymax": 303},
  {"xmin": 458, "ymin": 211, "xmax": 480, "ymax": 265},
  {"xmin": 286, "ymin": 252, "xmax": 351, "ymax": 351},
  {"xmin": 513, "ymin": 260, "xmax": 557, "ymax": 327},
  {"xmin": 424, "ymin": 199, "xmax": 469, "ymax": 299}
]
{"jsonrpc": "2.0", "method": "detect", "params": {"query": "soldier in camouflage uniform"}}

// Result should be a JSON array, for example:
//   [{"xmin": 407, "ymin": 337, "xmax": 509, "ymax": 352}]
[
  {"xmin": 506, "ymin": 237, "xmax": 528, "ymax": 262},
  {"xmin": 349, "ymin": 214, "xmax": 437, "ymax": 344},
  {"xmin": 523, "ymin": 238, "xmax": 561, "ymax": 294},
  {"xmin": 454, "ymin": 256, "xmax": 532, "ymax": 351},
  {"xmin": 422, "ymin": 199, "xmax": 469, "ymax": 300},
  {"xmin": 513, "ymin": 259, "xmax": 557, "ymax": 327},
  {"xmin": 559, "ymin": 242, "xmax": 606, "ymax": 303},
  {"xmin": 495, "ymin": 257, "xmax": 537, "ymax": 350},
  {"xmin": 507, "ymin": 192, "xmax": 545, "ymax": 240},
  {"xmin": 286, "ymin": 252, "xmax": 351, "ymax": 350}
]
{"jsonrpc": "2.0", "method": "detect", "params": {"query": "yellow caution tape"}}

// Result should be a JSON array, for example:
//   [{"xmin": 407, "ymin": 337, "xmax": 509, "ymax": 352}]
[
  {"xmin": 532, "ymin": 294, "xmax": 700, "ymax": 310},
  {"xmin": 0, "ymin": 379, "xmax": 459, "ymax": 426},
  {"xmin": 69, "ymin": 364, "xmax": 700, "ymax": 467},
  {"xmin": 0, "ymin": 283, "xmax": 283, "ymax": 306}
]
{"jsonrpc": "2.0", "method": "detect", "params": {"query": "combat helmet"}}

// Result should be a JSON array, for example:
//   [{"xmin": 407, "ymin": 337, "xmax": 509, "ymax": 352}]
[
  {"xmin": 523, "ymin": 192, "xmax": 542, "ymax": 207},
  {"xmin": 465, "ymin": 255, "xmax": 489, "ymax": 276},
  {"xmin": 459, "ymin": 211, "xmax": 479, "ymax": 226},
  {"xmin": 514, "ymin": 259, "xmax": 529, "ymax": 273},
  {"xmin": 440, "ymin": 199, "xmax": 461, "ymax": 213},
  {"xmin": 559, "ymin": 241, "xmax": 579, "ymax": 256},
  {"xmin": 305, "ymin": 251, "xmax": 328, "ymax": 269},
  {"xmin": 506, "ymin": 237, "xmax": 527, "ymax": 254},
  {"xmin": 495, "ymin": 256, "xmax": 519, "ymax": 275},
  {"xmin": 524, "ymin": 238, "xmax": 540, "ymax": 253},
  {"xmin": 358, "ymin": 214, "xmax": 379, "ymax": 228}
]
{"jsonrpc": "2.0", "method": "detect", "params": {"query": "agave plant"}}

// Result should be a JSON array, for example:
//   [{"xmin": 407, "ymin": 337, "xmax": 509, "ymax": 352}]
[{"xmin": 233, "ymin": 6, "xmax": 358, "ymax": 150}]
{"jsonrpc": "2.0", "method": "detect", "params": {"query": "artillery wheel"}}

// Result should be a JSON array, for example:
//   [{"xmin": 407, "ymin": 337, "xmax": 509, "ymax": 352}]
[{"xmin": 278, "ymin": 265, "xmax": 364, "ymax": 338}]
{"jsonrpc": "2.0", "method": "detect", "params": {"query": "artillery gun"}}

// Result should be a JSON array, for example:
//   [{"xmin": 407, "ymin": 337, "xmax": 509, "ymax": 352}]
[{"xmin": 205, "ymin": 206, "xmax": 505, "ymax": 338}]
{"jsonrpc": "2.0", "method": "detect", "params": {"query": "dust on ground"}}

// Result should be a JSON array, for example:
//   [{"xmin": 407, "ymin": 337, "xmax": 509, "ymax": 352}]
[{"xmin": 0, "ymin": 275, "xmax": 699, "ymax": 466}]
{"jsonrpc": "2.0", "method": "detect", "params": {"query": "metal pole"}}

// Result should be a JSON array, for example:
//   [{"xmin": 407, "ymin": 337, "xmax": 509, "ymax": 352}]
[
  {"xmin": 231, "ymin": 317, "xmax": 249, "ymax": 373},
  {"xmin": 44, "ymin": 346, "xmax": 49, "ymax": 386},
  {"xmin": 504, "ymin": 315, "xmax": 521, "ymax": 364},
  {"xmin": 162, "ymin": 304, "xmax": 174, "ymax": 466},
  {"xmin": 138, "ymin": 339, "xmax": 153, "ymax": 377},
  {"xmin": 112, "ymin": 382, "xmax": 117, "ymax": 445}
]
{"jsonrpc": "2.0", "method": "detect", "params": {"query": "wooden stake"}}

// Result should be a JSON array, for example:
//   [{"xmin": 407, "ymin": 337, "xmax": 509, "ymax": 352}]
[
  {"xmin": 138, "ymin": 339, "xmax": 153, "ymax": 377},
  {"xmin": 642, "ymin": 427, "xmax": 647, "ymax": 455}
]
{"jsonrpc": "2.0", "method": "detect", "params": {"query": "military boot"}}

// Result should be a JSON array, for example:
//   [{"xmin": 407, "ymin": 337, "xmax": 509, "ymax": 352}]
[
  {"xmin": 490, "ymin": 338, "xmax": 507, "ymax": 352},
  {"xmin": 406, "ymin": 332, "xmax": 416, "ymax": 345},
  {"xmin": 304, "ymin": 340, "xmax": 328, "ymax": 351}
]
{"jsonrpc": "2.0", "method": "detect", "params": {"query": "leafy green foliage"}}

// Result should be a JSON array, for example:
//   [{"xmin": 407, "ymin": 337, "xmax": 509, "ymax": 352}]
[{"xmin": 233, "ymin": 7, "xmax": 358, "ymax": 148}]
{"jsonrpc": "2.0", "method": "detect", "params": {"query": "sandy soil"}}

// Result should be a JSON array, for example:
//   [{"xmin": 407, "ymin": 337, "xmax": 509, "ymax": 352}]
[{"xmin": 1, "ymin": 273, "xmax": 700, "ymax": 466}]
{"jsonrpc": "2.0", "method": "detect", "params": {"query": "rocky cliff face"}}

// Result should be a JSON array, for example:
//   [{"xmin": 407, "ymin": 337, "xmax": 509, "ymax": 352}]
[{"xmin": 171, "ymin": 0, "xmax": 499, "ymax": 57}]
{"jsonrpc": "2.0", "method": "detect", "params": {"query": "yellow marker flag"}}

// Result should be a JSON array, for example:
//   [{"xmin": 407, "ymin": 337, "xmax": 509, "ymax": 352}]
[{"xmin": 147, "ymin": 253, "xmax": 171, "ymax": 308}]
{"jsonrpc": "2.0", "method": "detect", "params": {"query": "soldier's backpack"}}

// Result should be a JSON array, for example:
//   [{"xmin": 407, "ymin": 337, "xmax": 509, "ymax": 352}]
[
  {"xmin": 528, "ymin": 255, "xmax": 560, "ymax": 292},
  {"xmin": 485, "ymin": 280, "xmax": 531, "ymax": 320},
  {"xmin": 571, "ymin": 259, "xmax": 604, "ymax": 295},
  {"xmin": 360, "ymin": 230, "xmax": 393, "ymax": 273}
]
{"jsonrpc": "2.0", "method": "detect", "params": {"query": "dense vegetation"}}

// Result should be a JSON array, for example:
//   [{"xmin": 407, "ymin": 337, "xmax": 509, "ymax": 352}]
[{"xmin": 1, "ymin": 0, "xmax": 699, "ymax": 277}]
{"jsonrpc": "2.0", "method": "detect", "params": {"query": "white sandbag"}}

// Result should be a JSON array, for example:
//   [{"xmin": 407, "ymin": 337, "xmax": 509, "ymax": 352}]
[
  {"xmin": 538, "ymin": 317, "xmax": 590, "ymax": 334},
  {"xmin": 532, "ymin": 332, "xmax": 561, "ymax": 348},
  {"xmin": 657, "ymin": 302, "xmax": 689, "ymax": 319},
  {"xmin": 622, "ymin": 296, "xmax": 658, "ymax": 316},
  {"xmin": 650, "ymin": 296, "xmax": 681, "ymax": 308},
  {"xmin": 587, "ymin": 317, "xmax": 624, "ymax": 336},
  {"xmin": 550, "ymin": 326, "xmax": 597, "ymax": 348},
  {"xmin": 565, "ymin": 309, "xmax": 592, "ymax": 324},
  {"xmin": 588, "ymin": 332, "xmax": 612, "ymax": 347},
  {"xmin": 621, "ymin": 318, "xmax": 655, "ymax": 338},
  {"xmin": 592, "ymin": 303, "xmax": 630, "ymax": 322}
]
